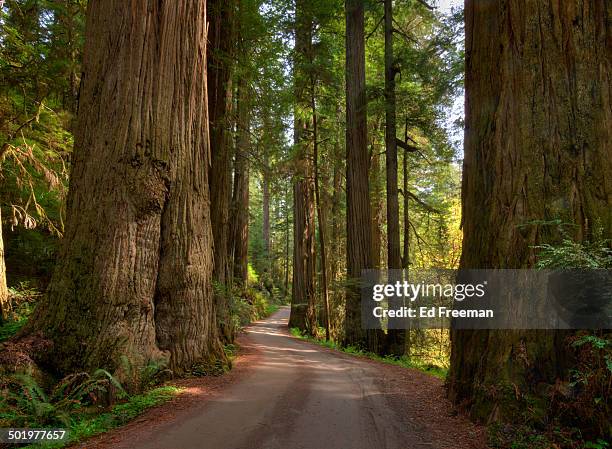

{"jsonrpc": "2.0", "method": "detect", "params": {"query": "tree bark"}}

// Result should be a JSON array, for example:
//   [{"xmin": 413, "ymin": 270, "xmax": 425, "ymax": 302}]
[
  {"xmin": 311, "ymin": 79, "xmax": 330, "ymax": 341},
  {"xmin": 26, "ymin": 0, "xmax": 222, "ymax": 376},
  {"xmin": 344, "ymin": 0, "xmax": 379, "ymax": 350},
  {"xmin": 208, "ymin": 0, "xmax": 235, "ymax": 341},
  {"xmin": 289, "ymin": 0, "xmax": 316, "ymax": 333},
  {"xmin": 384, "ymin": 0, "xmax": 405, "ymax": 356},
  {"xmin": 449, "ymin": 0, "xmax": 611, "ymax": 423},
  {"xmin": 230, "ymin": 79, "xmax": 250, "ymax": 285},
  {"xmin": 262, "ymin": 150, "xmax": 271, "ymax": 260},
  {"xmin": 402, "ymin": 149, "xmax": 410, "ymax": 269},
  {"xmin": 384, "ymin": 0, "xmax": 401, "ymax": 270}
]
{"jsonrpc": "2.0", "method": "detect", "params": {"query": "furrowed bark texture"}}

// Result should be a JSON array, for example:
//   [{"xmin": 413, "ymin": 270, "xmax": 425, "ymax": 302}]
[
  {"xmin": 449, "ymin": 0, "xmax": 611, "ymax": 422},
  {"xmin": 344, "ymin": 0, "xmax": 377, "ymax": 349},
  {"xmin": 230, "ymin": 79, "xmax": 250, "ymax": 285},
  {"xmin": 208, "ymin": 0, "xmax": 235, "ymax": 341},
  {"xmin": 262, "ymin": 115, "xmax": 271, "ymax": 260},
  {"xmin": 384, "ymin": 0, "xmax": 405, "ymax": 356},
  {"xmin": 28, "ymin": 0, "xmax": 222, "ymax": 375},
  {"xmin": 289, "ymin": 0, "xmax": 316, "ymax": 333}
]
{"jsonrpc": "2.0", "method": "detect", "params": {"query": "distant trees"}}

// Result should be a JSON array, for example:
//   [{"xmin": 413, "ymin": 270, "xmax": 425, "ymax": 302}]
[
  {"xmin": 25, "ymin": 0, "xmax": 222, "ymax": 375},
  {"xmin": 0, "ymin": 0, "xmax": 83, "ymax": 321},
  {"xmin": 0, "ymin": 0, "xmax": 464, "ymax": 386},
  {"xmin": 449, "ymin": 0, "xmax": 611, "ymax": 423}
]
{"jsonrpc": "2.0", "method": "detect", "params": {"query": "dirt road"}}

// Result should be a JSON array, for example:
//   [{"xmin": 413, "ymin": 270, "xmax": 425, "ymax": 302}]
[{"xmin": 86, "ymin": 307, "xmax": 486, "ymax": 449}]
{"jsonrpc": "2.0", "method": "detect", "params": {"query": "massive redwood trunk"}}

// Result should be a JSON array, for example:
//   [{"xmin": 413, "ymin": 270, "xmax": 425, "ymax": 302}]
[
  {"xmin": 289, "ymin": 0, "xmax": 316, "ymax": 333},
  {"xmin": 344, "ymin": 0, "xmax": 380, "ymax": 350},
  {"xmin": 449, "ymin": 0, "xmax": 611, "ymax": 422},
  {"xmin": 26, "ymin": 0, "xmax": 222, "ymax": 376}
]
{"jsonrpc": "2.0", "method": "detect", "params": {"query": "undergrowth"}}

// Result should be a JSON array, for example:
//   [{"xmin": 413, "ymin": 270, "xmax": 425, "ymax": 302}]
[
  {"xmin": 0, "ymin": 364, "xmax": 182, "ymax": 449},
  {"xmin": 0, "ymin": 282, "xmax": 40, "ymax": 342},
  {"xmin": 289, "ymin": 327, "xmax": 448, "ymax": 379},
  {"xmin": 487, "ymin": 222, "xmax": 612, "ymax": 448}
]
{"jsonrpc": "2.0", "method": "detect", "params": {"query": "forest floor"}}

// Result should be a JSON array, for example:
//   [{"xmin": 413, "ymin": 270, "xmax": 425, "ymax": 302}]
[{"xmin": 74, "ymin": 307, "xmax": 487, "ymax": 449}]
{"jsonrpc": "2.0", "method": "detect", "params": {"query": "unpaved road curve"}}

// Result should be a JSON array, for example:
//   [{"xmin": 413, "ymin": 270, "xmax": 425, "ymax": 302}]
[{"xmin": 87, "ymin": 307, "xmax": 486, "ymax": 449}]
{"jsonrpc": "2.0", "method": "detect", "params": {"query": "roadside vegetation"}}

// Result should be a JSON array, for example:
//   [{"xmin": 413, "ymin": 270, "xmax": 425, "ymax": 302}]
[{"xmin": 289, "ymin": 327, "xmax": 448, "ymax": 380}]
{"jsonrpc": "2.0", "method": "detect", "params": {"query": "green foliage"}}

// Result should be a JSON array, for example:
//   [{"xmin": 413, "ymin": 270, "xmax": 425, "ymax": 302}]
[
  {"xmin": 23, "ymin": 386, "xmax": 182, "ymax": 449},
  {"xmin": 585, "ymin": 440, "xmax": 610, "ymax": 449},
  {"xmin": 289, "ymin": 327, "xmax": 448, "ymax": 379},
  {"xmin": 532, "ymin": 222, "xmax": 612, "ymax": 269},
  {"xmin": 0, "ymin": 367, "xmax": 181, "ymax": 449},
  {"xmin": 0, "ymin": 281, "xmax": 39, "ymax": 340}
]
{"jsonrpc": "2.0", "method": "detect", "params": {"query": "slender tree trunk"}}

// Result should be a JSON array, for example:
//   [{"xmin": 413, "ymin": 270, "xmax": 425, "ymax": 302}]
[
  {"xmin": 345, "ymin": 0, "xmax": 380, "ymax": 351},
  {"xmin": 311, "ymin": 80, "xmax": 330, "ymax": 341},
  {"xmin": 263, "ymin": 159, "xmax": 271, "ymax": 260},
  {"xmin": 285, "ymin": 186, "xmax": 291, "ymax": 297},
  {"xmin": 384, "ymin": 0, "xmax": 400, "ymax": 270},
  {"xmin": 383, "ymin": 0, "xmax": 405, "ymax": 357},
  {"xmin": 208, "ymin": 0, "xmax": 235, "ymax": 341},
  {"xmin": 230, "ymin": 79, "xmax": 250, "ymax": 285},
  {"xmin": 0, "ymin": 209, "xmax": 11, "ymax": 322},
  {"xmin": 402, "ymin": 147, "xmax": 411, "ymax": 357},
  {"xmin": 25, "ymin": 0, "xmax": 222, "ymax": 376},
  {"xmin": 330, "ymin": 104, "xmax": 344, "ymax": 285},
  {"xmin": 449, "ymin": 0, "xmax": 611, "ymax": 423},
  {"xmin": 369, "ymin": 127, "xmax": 384, "ymax": 270},
  {"xmin": 289, "ymin": 0, "xmax": 316, "ymax": 333},
  {"xmin": 402, "ymin": 149, "xmax": 409, "ymax": 269}
]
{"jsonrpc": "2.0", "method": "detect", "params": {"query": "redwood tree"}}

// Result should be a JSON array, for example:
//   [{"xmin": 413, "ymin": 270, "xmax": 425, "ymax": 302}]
[
  {"xmin": 344, "ymin": 0, "xmax": 376, "ymax": 349},
  {"xmin": 449, "ymin": 0, "xmax": 611, "ymax": 422},
  {"xmin": 289, "ymin": 0, "xmax": 316, "ymax": 333},
  {"xmin": 230, "ymin": 79, "xmax": 251, "ymax": 285},
  {"xmin": 26, "ymin": 0, "xmax": 222, "ymax": 376},
  {"xmin": 208, "ymin": 0, "xmax": 235, "ymax": 341},
  {"xmin": 384, "ymin": 0, "xmax": 405, "ymax": 356}
]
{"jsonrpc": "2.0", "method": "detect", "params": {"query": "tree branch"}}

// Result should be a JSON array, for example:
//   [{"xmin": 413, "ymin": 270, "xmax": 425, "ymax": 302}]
[
  {"xmin": 399, "ymin": 189, "xmax": 441, "ymax": 214},
  {"xmin": 415, "ymin": 0, "xmax": 434, "ymax": 10}
]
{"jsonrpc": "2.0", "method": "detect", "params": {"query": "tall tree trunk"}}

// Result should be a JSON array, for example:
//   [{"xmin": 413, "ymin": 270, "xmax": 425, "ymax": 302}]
[
  {"xmin": 330, "ymin": 104, "xmax": 344, "ymax": 285},
  {"xmin": 384, "ymin": 0, "xmax": 405, "ymax": 357},
  {"xmin": 369, "ymin": 125, "xmax": 384, "ymax": 270},
  {"xmin": 402, "ymin": 147, "xmax": 411, "ymax": 357},
  {"xmin": 289, "ymin": 0, "xmax": 316, "ymax": 334},
  {"xmin": 263, "ymin": 166, "xmax": 271, "ymax": 259},
  {"xmin": 0, "ymin": 209, "xmax": 11, "ymax": 323},
  {"xmin": 285, "ymin": 185, "xmax": 291, "ymax": 297},
  {"xmin": 208, "ymin": 0, "xmax": 235, "ymax": 341},
  {"xmin": 449, "ymin": 0, "xmax": 611, "ymax": 423},
  {"xmin": 402, "ymin": 149, "xmax": 409, "ymax": 269},
  {"xmin": 344, "ymin": 0, "xmax": 379, "ymax": 350},
  {"xmin": 26, "ymin": 0, "xmax": 222, "ymax": 376},
  {"xmin": 384, "ymin": 0, "xmax": 400, "ymax": 270},
  {"xmin": 311, "ymin": 78, "xmax": 330, "ymax": 341},
  {"xmin": 230, "ymin": 79, "xmax": 250, "ymax": 285}
]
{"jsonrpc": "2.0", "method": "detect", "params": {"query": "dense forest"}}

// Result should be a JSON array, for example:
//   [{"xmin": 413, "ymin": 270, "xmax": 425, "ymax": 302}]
[{"xmin": 0, "ymin": 0, "xmax": 610, "ymax": 448}]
